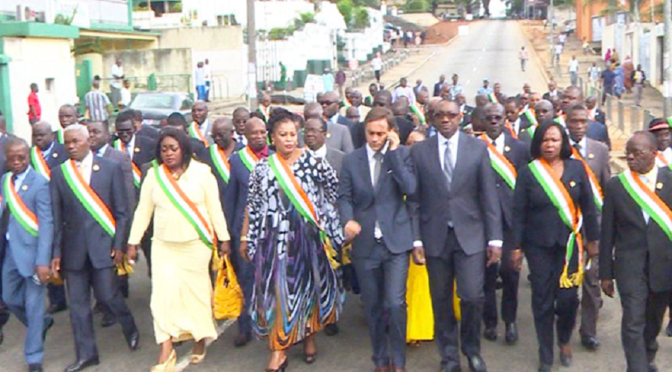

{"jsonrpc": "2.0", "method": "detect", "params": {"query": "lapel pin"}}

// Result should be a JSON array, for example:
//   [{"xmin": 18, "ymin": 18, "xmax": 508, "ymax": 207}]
[
  {"xmin": 504, "ymin": 145, "xmax": 511, "ymax": 152},
  {"xmin": 52, "ymin": 152, "xmax": 58, "ymax": 158},
  {"xmin": 93, "ymin": 164, "xmax": 100, "ymax": 172},
  {"xmin": 657, "ymin": 182, "xmax": 663, "ymax": 190},
  {"xmin": 569, "ymin": 180, "xmax": 576, "ymax": 188},
  {"xmin": 21, "ymin": 185, "xmax": 28, "ymax": 191},
  {"xmin": 134, "ymin": 147, "xmax": 140, "ymax": 153},
  {"xmin": 588, "ymin": 153, "xmax": 595, "ymax": 159},
  {"xmin": 326, "ymin": 133, "xmax": 332, "ymax": 139}
]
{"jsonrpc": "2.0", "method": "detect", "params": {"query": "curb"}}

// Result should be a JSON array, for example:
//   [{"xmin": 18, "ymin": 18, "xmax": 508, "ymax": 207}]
[
  {"xmin": 386, "ymin": 35, "xmax": 455, "ymax": 91},
  {"xmin": 517, "ymin": 21, "xmax": 551, "ymax": 86}
]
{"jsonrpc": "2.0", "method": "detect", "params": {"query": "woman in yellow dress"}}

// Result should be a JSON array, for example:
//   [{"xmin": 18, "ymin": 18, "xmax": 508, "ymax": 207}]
[{"xmin": 127, "ymin": 127, "xmax": 231, "ymax": 372}]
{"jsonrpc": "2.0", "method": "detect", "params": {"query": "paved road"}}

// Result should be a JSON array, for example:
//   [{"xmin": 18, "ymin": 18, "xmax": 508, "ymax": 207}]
[{"xmin": 2, "ymin": 20, "xmax": 672, "ymax": 372}]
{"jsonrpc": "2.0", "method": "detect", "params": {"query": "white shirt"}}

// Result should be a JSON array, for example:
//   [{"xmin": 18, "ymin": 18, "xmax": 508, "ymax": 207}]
[
  {"xmin": 371, "ymin": 57, "xmax": 383, "ymax": 71},
  {"xmin": 509, "ymin": 118, "xmax": 521, "ymax": 136},
  {"xmin": 96, "ymin": 144, "xmax": 109, "ymax": 157},
  {"xmin": 555, "ymin": 44, "xmax": 563, "ymax": 54},
  {"xmin": 393, "ymin": 86, "xmax": 415, "ymax": 105},
  {"xmin": 126, "ymin": 135, "xmax": 136, "ymax": 161},
  {"xmin": 199, "ymin": 118, "xmax": 210, "ymax": 135},
  {"xmin": 663, "ymin": 148, "xmax": 672, "ymax": 164},
  {"xmin": 77, "ymin": 151, "xmax": 94, "ymax": 185},
  {"xmin": 570, "ymin": 136, "xmax": 588, "ymax": 158},
  {"xmin": 120, "ymin": 88, "xmax": 132, "ymax": 106},
  {"xmin": 204, "ymin": 64, "xmax": 212, "ymax": 82},
  {"xmin": 195, "ymin": 67, "xmax": 206, "ymax": 86},
  {"xmin": 569, "ymin": 59, "xmax": 579, "ymax": 73},
  {"xmin": 366, "ymin": 142, "xmax": 389, "ymax": 239},
  {"xmin": 491, "ymin": 132, "xmax": 506, "ymax": 154},
  {"xmin": 310, "ymin": 144, "xmax": 328, "ymax": 159},
  {"xmin": 438, "ymin": 131, "xmax": 459, "ymax": 171},
  {"xmin": 111, "ymin": 64, "xmax": 124, "ymax": 89}
]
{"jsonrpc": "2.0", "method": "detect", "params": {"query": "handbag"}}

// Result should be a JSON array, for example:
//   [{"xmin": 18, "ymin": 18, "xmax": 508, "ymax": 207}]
[{"xmin": 213, "ymin": 254, "xmax": 243, "ymax": 320}]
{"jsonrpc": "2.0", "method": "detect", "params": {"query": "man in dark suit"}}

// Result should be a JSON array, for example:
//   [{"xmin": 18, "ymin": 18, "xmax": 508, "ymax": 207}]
[
  {"xmin": 189, "ymin": 101, "xmax": 214, "ymax": 146},
  {"xmin": 600, "ymin": 131, "xmax": 672, "ymax": 372},
  {"xmin": 480, "ymin": 103, "xmax": 529, "ymax": 345},
  {"xmin": 0, "ymin": 118, "xmax": 7, "ymax": 344},
  {"xmin": 542, "ymin": 81, "xmax": 562, "ymax": 102},
  {"xmin": 409, "ymin": 100, "xmax": 502, "ymax": 372},
  {"xmin": 503, "ymin": 97, "xmax": 533, "ymax": 141},
  {"xmin": 166, "ymin": 113, "xmax": 209, "ymax": 161},
  {"xmin": 565, "ymin": 103, "xmax": 611, "ymax": 352},
  {"xmin": 560, "ymin": 86, "xmax": 611, "ymax": 149},
  {"xmin": 30, "ymin": 121, "xmax": 69, "ymax": 315},
  {"xmin": 433, "ymin": 74, "xmax": 447, "ymax": 97},
  {"xmin": 131, "ymin": 109, "xmax": 159, "ymax": 140},
  {"xmin": 232, "ymin": 107, "xmax": 250, "ymax": 146},
  {"xmin": 456, "ymin": 93, "xmax": 474, "ymax": 127},
  {"xmin": 319, "ymin": 91, "xmax": 355, "ymax": 153},
  {"xmin": 585, "ymin": 96, "xmax": 606, "ymax": 125},
  {"xmin": 339, "ymin": 107, "xmax": 416, "ymax": 372},
  {"xmin": 207, "ymin": 117, "xmax": 243, "ymax": 218},
  {"xmin": 114, "ymin": 110, "xmax": 156, "ymax": 184},
  {"xmin": 50, "ymin": 125, "xmax": 139, "ymax": 372},
  {"xmin": 225, "ymin": 117, "xmax": 269, "ymax": 347},
  {"xmin": 391, "ymin": 98, "xmax": 415, "ymax": 145},
  {"xmin": 304, "ymin": 117, "xmax": 345, "ymax": 175},
  {"xmin": 1, "ymin": 138, "xmax": 54, "ymax": 372}
]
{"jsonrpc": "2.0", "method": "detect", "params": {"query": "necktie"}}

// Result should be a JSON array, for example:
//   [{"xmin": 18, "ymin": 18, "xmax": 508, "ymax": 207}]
[
  {"xmin": 373, "ymin": 152, "xmax": 383, "ymax": 187},
  {"xmin": 573, "ymin": 143, "xmax": 582, "ymax": 157},
  {"xmin": 443, "ymin": 141, "xmax": 453, "ymax": 189}
]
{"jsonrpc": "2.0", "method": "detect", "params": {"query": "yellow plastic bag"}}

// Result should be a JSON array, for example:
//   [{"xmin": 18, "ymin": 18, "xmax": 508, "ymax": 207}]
[
  {"xmin": 453, "ymin": 280, "xmax": 461, "ymax": 322},
  {"xmin": 213, "ymin": 255, "xmax": 243, "ymax": 320}
]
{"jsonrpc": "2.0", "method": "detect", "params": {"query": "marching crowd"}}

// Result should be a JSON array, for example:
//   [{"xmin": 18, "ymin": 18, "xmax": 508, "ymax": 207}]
[{"xmin": 0, "ymin": 73, "xmax": 671, "ymax": 372}]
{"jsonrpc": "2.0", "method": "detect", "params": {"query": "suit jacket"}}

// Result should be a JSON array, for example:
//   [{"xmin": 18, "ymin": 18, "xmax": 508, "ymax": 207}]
[
  {"xmin": 394, "ymin": 116, "xmax": 414, "ymax": 145},
  {"xmin": 325, "ymin": 147, "xmax": 345, "ymax": 176},
  {"xmin": 594, "ymin": 108, "xmax": 606, "ymax": 125},
  {"xmin": 599, "ymin": 167, "xmax": 672, "ymax": 293},
  {"xmin": 326, "ymin": 122, "xmax": 354, "ymax": 154},
  {"xmin": 128, "ymin": 134, "xmax": 157, "ymax": 168},
  {"xmin": 460, "ymin": 105, "xmax": 475, "ymax": 126},
  {"xmin": 409, "ymin": 133, "xmax": 503, "ymax": 256},
  {"xmin": 51, "ymin": 156, "xmax": 129, "ymax": 271},
  {"xmin": 0, "ymin": 168, "xmax": 53, "ymax": 277},
  {"xmin": 542, "ymin": 91, "xmax": 563, "ymax": 101},
  {"xmin": 205, "ymin": 142, "xmax": 244, "ymax": 215},
  {"xmin": 137, "ymin": 124, "xmax": 159, "ymax": 140},
  {"xmin": 433, "ymin": 82, "xmax": 444, "ymax": 97},
  {"xmin": 587, "ymin": 120, "xmax": 611, "ymax": 149},
  {"xmin": 513, "ymin": 159, "xmax": 600, "ymax": 249},
  {"xmin": 583, "ymin": 138, "xmax": 611, "ymax": 189},
  {"xmin": 336, "ymin": 114, "xmax": 355, "ymax": 131},
  {"xmin": 44, "ymin": 141, "xmax": 68, "ymax": 170},
  {"xmin": 351, "ymin": 121, "xmax": 366, "ymax": 149},
  {"xmin": 491, "ymin": 135, "xmax": 530, "ymax": 233},
  {"xmin": 100, "ymin": 146, "xmax": 137, "ymax": 222},
  {"xmin": 338, "ymin": 146, "xmax": 416, "ymax": 257},
  {"xmin": 196, "ymin": 119, "xmax": 215, "ymax": 145},
  {"xmin": 190, "ymin": 138, "xmax": 210, "ymax": 162}
]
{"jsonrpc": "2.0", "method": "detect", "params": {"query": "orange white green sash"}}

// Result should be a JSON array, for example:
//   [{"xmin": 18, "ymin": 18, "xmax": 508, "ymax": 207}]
[
  {"xmin": 239, "ymin": 146, "xmax": 260, "ymax": 173},
  {"xmin": 188, "ymin": 122, "xmax": 209, "ymax": 147},
  {"xmin": 619, "ymin": 170, "xmax": 672, "ymax": 241},
  {"xmin": 479, "ymin": 135, "xmax": 517, "ymax": 189},
  {"xmin": 56, "ymin": 129, "xmax": 64, "ymax": 145},
  {"xmin": 505, "ymin": 120, "xmax": 519, "ymax": 140},
  {"xmin": 656, "ymin": 153, "xmax": 670, "ymax": 168},
  {"xmin": 554, "ymin": 114, "xmax": 567, "ymax": 127},
  {"xmin": 210, "ymin": 145, "xmax": 230, "ymax": 183},
  {"xmin": 61, "ymin": 160, "xmax": 116, "ymax": 237},
  {"xmin": 522, "ymin": 108, "xmax": 538, "ymax": 136},
  {"xmin": 342, "ymin": 99, "xmax": 352, "ymax": 109},
  {"xmin": 410, "ymin": 103, "xmax": 426, "ymax": 124},
  {"xmin": 113, "ymin": 139, "xmax": 141, "ymax": 188},
  {"xmin": 30, "ymin": 147, "xmax": 51, "ymax": 180},
  {"xmin": 528, "ymin": 159, "xmax": 584, "ymax": 288},
  {"xmin": 268, "ymin": 154, "xmax": 320, "ymax": 229},
  {"xmin": 152, "ymin": 160, "xmax": 214, "ymax": 249},
  {"xmin": 487, "ymin": 93, "xmax": 499, "ymax": 103},
  {"xmin": 571, "ymin": 147, "xmax": 604, "ymax": 211},
  {"xmin": 4, "ymin": 175, "xmax": 38, "ymax": 236}
]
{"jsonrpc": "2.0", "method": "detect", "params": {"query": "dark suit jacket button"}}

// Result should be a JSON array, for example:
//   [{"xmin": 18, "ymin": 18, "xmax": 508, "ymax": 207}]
[{"xmin": 496, "ymin": 183, "xmax": 500, "ymax": 188}]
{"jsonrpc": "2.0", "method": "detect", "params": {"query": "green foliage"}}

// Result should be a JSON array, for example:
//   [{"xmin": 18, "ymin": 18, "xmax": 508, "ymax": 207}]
[
  {"xmin": 338, "ymin": 0, "xmax": 355, "ymax": 26},
  {"xmin": 336, "ymin": 0, "xmax": 370, "ymax": 30},
  {"xmin": 299, "ymin": 11, "xmax": 316, "ymax": 24},
  {"xmin": 268, "ymin": 26, "xmax": 298, "ymax": 40},
  {"xmin": 54, "ymin": 4, "xmax": 77, "ymax": 25},
  {"xmin": 353, "ymin": 7, "xmax": 370, "ymax": 29},
  {"xmin": 403, "ymin": 0, "xmax": 430, "ymax": 13}
]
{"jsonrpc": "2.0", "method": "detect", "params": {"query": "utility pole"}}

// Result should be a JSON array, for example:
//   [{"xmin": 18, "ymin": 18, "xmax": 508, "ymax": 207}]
[
  {"xmin": 247, "ymin": 0, "xmax": 258, "ymax": 111},
  {"xmin": 549, "ymin": 0, "xmax": 555, "ymax": 67},
  {"xmin": 665, "ymin": 0, "xmax": 672, "ymax": 115}
]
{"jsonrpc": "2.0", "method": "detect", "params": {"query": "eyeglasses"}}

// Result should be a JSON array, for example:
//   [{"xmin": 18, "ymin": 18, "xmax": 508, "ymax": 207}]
[
  {"xmin": 319, "ymin": 100, "xmax": 337, "ymax": 106},
  {"xmin": 485, "ymin": 115, "xmax": 504, "ymax": 121},
  {"xmin": 434, "ymin": 111, "xmax": 460, "ymax": 119}
]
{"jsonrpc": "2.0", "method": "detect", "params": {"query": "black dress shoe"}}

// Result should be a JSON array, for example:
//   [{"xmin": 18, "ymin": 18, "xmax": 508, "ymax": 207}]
[
  {"xmin": 441, "ymin": 363, "xmax": 461, "ymax": 372},
  {"xmin": 504, "ymin": 323, "xmax": 518, "ymax": 344},
  {"xmin": 101, "ymin": 313, "xmax": 117, "ymax": 328},
  {"xmin": 483, "ymin": 328, "xmax": 497, "ymax": 342},
  {"xmin": 467, "ymin": 354, "xmax": 486, "ymax": 372},
  {"xmin": 324, "ymin": 323, "xmax": 339, "ymax": 336},
  {"xmin": 64, "ymin": 358, "xmax": 99, "ymax": 372},
  {"xmin": 0, "ymin": 328, "xmax": 4, "ymax": 346},
  {"xmin": 126, "ymin": 330, "xmax": 140, "ymax": 351},
  {"xmin": 538, "ymin": 364, "xmax": 552, "ymax": 372},
  {"xmin": 43, "ymin": 318, "xmax": 54, "ymax": 341},
  {"xmin": 581, "ymin": 336, "xmax": 600, "ymax": 350},
  {"xmin": 559, "ymin": 352, "xmax": 572, "ymax": 367},
  {"xmin": 234, "ymin": 332, "xmax": 251, "ymax": 347},
  {"xmin": 28, "ymin": 364, "xmax": 43, "ymax": 372},
  {"xmin": 47, "ymin": 303, "xmax": 67, "ymax": 314}
]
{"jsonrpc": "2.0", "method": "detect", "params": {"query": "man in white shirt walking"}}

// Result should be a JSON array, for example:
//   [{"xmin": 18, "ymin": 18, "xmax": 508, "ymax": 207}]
[
  {"xmin": 195, "ymin": 62, "xmax": 206, "ymax": 101},
  {"xmin": 519, "ymin": 46, "xmax": 528, "ymax": 72},
  {"xmin": 204, "ymin": 59, "xmax": 212, "ymax": 102},
  {"xmin": 372, "ymin": 53, "xmax": 383, "ymax": 84},
  {"xmin": 110, "ymin": 58, "xmax": 124, "ymax": 111},
  {"xmin": 569, "ymin": 55, "xmax": 580, "ymax": 86}
]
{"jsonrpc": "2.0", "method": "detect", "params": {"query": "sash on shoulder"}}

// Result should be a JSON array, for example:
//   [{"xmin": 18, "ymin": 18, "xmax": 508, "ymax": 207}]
[
  {"xmin": 505, "ymin": 120, "xmax": 518, "ymax": 140},
  {"xmin": 410, "ymin": 103, "xmax": 426, "ymax": 124},
  {"xmin": 239, "ymin": 146, "xmax": 260, "ymax": 173},
  {"xmin": 487, "ymin": 92, "xmax": 499, "ymax": 103},
  {"xmin": 61, "ymin": 160, "xmax": 116, "ymax": 237},
  {"xmin": 478, "ymin": 135, "xmax": 517, "ymax": 189},
  {"xmin": 528, "ymin": 159, "xmax": 584, "ymax": 288},
  {"xmin": 571, "ymin": 148, "xmax": 604, "ymax": 211},
  {"xmin": 31, "ymin": 147, "xmax": 51, "ymax": 180},
  {"xmin": 152, "ymin": 160, "xmax": 214, "ymax": 249},
  {"xmin": 656, "ymin": 153, "xmax": 670, "ymax": 168},
  {"xmin": 210, "ymin": 145, "xmax": 231, "ymax": 183},
  {"xmin": 56, "ymin": 129, "xmax": 64, "ymax": 145},
  {"xmin": 188, "ymin": 122, "xmax": 209, "ymax": 147},
  {"xmin": 522, "ymin": 109, "xmax": 538, "ymax": 137},
  {"xmin": 113, "ymin": 139, "xmax": 141, "ymax": 188},
  {"xmin": 4, "ymin": 175, "xmax": 38, "ymax": 236},
  {"xmin": 619, "ymin": 170, "xmax": 672, "ymax": 241}
]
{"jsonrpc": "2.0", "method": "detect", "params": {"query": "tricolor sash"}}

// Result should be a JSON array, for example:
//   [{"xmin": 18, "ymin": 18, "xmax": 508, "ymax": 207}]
[
  {"xmin": 479, "ymin": 135, "xmax": 517, "ymax": 189},
  {"xmin": 619, "ymin": 170, "xmax": 672, "ymax": 241},
  {"xmin": 522, "ymin": 109, "xmax": 538, "ymax": 137},
  {"xmin": 188, "ymin": 122, "xmax": 209, "ymax": 147},
  {"xmin": 61, "ymin": 160, "xmax": 116, "ymax": 237},
  {"xmin": 571, "ymin": 148, "xmax": 604, "ymax": 211},
  {"xmin": 4, "ymin": 175, "xmax": 38, "ymax": 236},
  {"xmin": 505, "ymin": 120, "xmax": 518, "ymax": 139},
  {"xmin": 113, "ymin": 140, "xmax": 141, "ymax": 188},
  {"xmin": 56, "ymin": 129, "xmax": 64, "ymax": 145},
  {"xmin": 554, "ymin": 114, "xmax": 567, "ymax": 127},
  {"xmin": 239, "ymin": 146, "xmax": 260, "ymax": 173},
  {"xmin": 656, "ymin": 153, "xmax": 671, "ymax": 168},
  {"xmin": 487, "ymin": 92, "xmax": 499, "ymax": 103},
  {"xmin": 268, "ymin": 154, "xmax": 320, "ymax": 228},
  {"xmin": 410, "ymin": 103, "xmax": 426, "ymax": 124},
  {"xmin": 528, "ymin": 159, "xmax": 584, "ymax": 288},
  {"xmin": 152, "ymin": 160, "xmax": 214, "ymax": 249},
  {"xmin": 668, "ymin": 116, "xmax": 672, "ymax": 127},
  {"xmin": 342, "ymin": 99, "xmax": 352, "ymax": 109},
  {"xmin": 30, "ymin": 147, "xmax": 51, "ymax": 180},
  {"xmin": 210, "ymin": 145, "xmax": 231, "ymax": 183}
]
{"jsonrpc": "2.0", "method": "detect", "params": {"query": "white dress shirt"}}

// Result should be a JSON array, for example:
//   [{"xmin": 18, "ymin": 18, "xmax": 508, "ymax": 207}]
[
  {"xmin": 366, "ymin": 142, "xmax": 389, "ymax": 239},
  {"xmin": 492, "ymin": 132, "xmax": 506, "ymax": 154},
  {"xmin": 77, "ymin": 151, "xmax": 94, "ymax": 185},
  {"xmin": 510, "ymin": 118, "xmax": 521, "ymax": 136},
  {"xmin": 126, "ymin": 135, "xmax": 136, "ymax": 161},
  {"xmin": 662, "ymin": 147, "xmax": 672, "ymax": 164},
  {"xmin": 96, "ymin": 144, "xmax": 109, "ymax": 157},
  {"xmin": 438, "ymin": 131, "xmax": 459, "ymax": 171},
  {"xmin": 310, "ymin": 144, "xmax": 328, "ymax": 159},
  {"xmin": 570, "ymin": 136, "xmax": 588, "ymax": 158}
]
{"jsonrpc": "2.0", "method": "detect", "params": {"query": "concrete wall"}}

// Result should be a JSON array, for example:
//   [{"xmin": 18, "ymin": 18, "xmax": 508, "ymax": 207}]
[
  {"xmin": 192, "ymin": 49, "xmax": 247, "ymax": 99},
  {"xmin": 158, "ymin": 26, "xmax": 243, "ymax": 50},
  {"xmin": 102, "ymin": 48, "xmax": 193, "ymax": 92},
  {"xmin": 3, "ymin": 37, "xmax": 77, "ymax": 140}
]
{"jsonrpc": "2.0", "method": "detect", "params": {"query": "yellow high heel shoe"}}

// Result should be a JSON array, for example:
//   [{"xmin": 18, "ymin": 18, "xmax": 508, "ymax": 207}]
[
  {"xmin": 151, "ymin": 350, "xmax": 176, "ymax": 372},
  {"xmin": 190, "ymin": 348, "xmax": 207, "ymax": 365}
]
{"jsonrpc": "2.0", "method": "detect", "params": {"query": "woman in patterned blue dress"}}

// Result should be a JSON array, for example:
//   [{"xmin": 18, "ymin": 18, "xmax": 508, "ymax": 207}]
[{"xmin": 241, "ymin": 111, "xmax": 344, "ymax": 372}]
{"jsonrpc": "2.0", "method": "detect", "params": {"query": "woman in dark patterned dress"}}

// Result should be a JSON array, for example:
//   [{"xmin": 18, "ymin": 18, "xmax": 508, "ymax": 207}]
[{"xmin": 241, "ymin": 111, "xmax": 344, "ymax": 372}]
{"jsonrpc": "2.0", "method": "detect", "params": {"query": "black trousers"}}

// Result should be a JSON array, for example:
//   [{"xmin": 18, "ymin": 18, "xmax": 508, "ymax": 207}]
[
  {"xmin": 426, "ymin": 228, "xmax": 485, "ymax": 368},
  {"xmin": 229, "ymin": 236, "xmax": 254, "ymax": 335},
  {"xmin": 580, "ymin": 256, "xmax": 602, "ymax": 338},
  {"xmin": 526, "ymin": 245, "xmax": 579, "ymax": 366},
  {"xmin": 483, "ymin": 248, "xmax": 520, "ymax": 329},
  {"xmin": 64, "ymin": 258, "xmax": 137, "ymax": 361}
]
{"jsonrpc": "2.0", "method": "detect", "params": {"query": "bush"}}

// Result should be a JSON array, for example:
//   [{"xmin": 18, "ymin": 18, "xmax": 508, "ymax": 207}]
[{"xmin": 403, "ymin": 0, "xmax": 430, "ymax": 13}]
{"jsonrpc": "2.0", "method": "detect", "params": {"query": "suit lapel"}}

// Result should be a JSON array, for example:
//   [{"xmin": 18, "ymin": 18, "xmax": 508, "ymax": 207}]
[
  {"xmin": 427, "ymin": 136, "xmax": 450, "ymax": 194},
  {"xmin": 90, "ymin": 158, "xmax": 103, "ymax": 192},
  {"xmin": 17, "ymin": 168, "xmax": 35, "ymax": 198},
  {"xmin": 358, "ymin": 148, "xmax": 375, "ymax": 194},
  {"xmin": 450, "ymin": 132, "xmax": 467, "ymax": 190}
]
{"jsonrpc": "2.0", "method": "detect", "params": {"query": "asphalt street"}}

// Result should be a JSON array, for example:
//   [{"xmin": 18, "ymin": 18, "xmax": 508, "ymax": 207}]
[{"xmin": 2, "ymin": 20, "xmax": 671, "ymax": 372}]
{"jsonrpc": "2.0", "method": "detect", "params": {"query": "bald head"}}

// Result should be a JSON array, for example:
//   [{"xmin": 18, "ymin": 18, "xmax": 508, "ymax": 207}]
[
  {"xmin": 562, "ymin": 85, "xmax": 583, "ymax": 112},
  {"xmin": 191, "ymin": 101, "xmax": 208, "ymax": 125},
  {"xmin": 535, "ymin": 99, "xmax": 555, "ymax": 122},
  {"xmin": 212, "ymin": 117, "xmax": 234, "ymax": 149},
  {"xmin": 58, "ymin": 104, "xmax": 79, "ymax": 128},
  {"xmin": 245, "ymin": 117, "xmax": 268, "ymax": 152},
  {"xmin": 304, "ymin": 102, "xmax": 324, "ymax": 120},
  {"xmin": 346, "ymin": 106, "xmax": 360, "ymax": 123}
]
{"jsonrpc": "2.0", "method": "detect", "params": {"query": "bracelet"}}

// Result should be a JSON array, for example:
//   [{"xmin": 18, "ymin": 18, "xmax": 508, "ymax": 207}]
[{"xmin": 240, "ymin": 236, "xmax": 248, "ymax": 242}]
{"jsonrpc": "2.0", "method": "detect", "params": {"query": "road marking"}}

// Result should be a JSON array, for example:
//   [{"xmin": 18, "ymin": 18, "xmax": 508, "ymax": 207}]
[{"xmin": 175, "ymin": 318, "xmax": 236, "ymax": 372}]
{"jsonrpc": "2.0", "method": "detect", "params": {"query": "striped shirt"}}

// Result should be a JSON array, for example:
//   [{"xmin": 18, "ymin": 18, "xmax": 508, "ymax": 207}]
[{"xmin": 85, "ymin": 89, "xmax": 111, "ymax": 121}]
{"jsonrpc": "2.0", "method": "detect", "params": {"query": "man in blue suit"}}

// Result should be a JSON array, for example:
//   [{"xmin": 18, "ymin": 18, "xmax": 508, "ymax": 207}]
[
  {"xmin": 339, "ymin": 107, "xmax": 417, "ymax": 372},
  {"xmin": 225, "ymin": 117, "xmax": 269, "ymax": 347},
  {"xmin": 1, "ymin": 137, "xmax": 54, "ymax": 372}
]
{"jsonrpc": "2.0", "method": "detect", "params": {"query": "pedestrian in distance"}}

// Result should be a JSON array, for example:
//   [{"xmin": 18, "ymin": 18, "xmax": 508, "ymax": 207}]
[
  {"xmin": 110, "ymin": 58, "xmax": 124, "ymax": 111},
  {"xmin": 519, "ymin": 46, "xmax": 528, "ymax": 72},
  {"xmin": 372, "ymin": 53, "xmax": 383, "ymax": 84},
  {"xmin": 631, "ymin": 64, "xmax": 647, "ymax": 107},
  {"xmin": 27, "ymin": 83, "xmax": 41, "ymax": 125},
  {"xmin": 569, "ymin": 55, "xmax": 579, "ymax": 87},
  {"xmin": 194, "ymin": 62, "xmax": 207, "ymax": 101}
]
